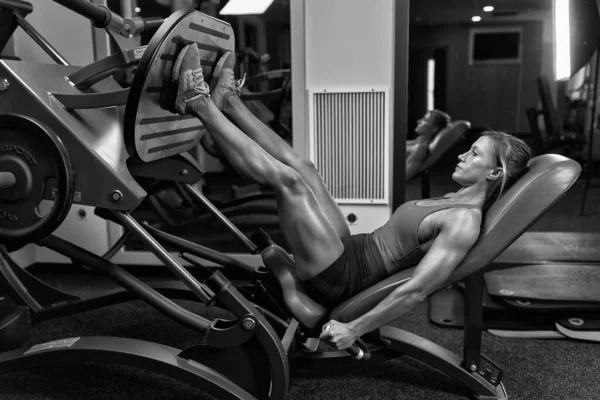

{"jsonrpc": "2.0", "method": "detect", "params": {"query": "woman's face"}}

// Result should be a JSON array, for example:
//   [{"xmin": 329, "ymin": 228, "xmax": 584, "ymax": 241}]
[
  {"xmin": 415, "ymin": 112, "xmax": 436, "ymax": 136},
  {"xmin": 452, "ymin": 136, "xmax": 502, "ymax": 186}
]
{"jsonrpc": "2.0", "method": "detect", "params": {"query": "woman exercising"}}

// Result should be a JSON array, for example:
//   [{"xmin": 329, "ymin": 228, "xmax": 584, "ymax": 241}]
[{"xmin": 169, "ymin": 43, "xmax": 531, "ymax": 351}]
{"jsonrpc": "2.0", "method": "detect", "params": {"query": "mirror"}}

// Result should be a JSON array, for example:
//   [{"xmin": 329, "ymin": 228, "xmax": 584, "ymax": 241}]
[{"xmin": 407, "ymin": 0, "xmax": 600, "ymax": 215}]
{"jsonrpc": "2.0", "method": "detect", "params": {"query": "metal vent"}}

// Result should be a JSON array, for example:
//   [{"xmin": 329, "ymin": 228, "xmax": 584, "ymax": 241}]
[{"xmin": 308, "ymin": 88, "xmax": 390, "ymax": 204}]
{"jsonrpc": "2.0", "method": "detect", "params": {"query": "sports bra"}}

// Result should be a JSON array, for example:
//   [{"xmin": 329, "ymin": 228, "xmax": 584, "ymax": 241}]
[{"xmin": 370, "ymin": 197, "xmax": 479, "ymax": 276}]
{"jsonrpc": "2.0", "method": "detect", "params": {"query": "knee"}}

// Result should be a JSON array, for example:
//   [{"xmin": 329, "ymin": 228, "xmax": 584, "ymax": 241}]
[
  {"xmin": 285, "ymin": 153, "xmax": 318, "ymax": 173},
  {"xmin": 276, "ymin": 166, "xmax": 308, "ymax": 194}
]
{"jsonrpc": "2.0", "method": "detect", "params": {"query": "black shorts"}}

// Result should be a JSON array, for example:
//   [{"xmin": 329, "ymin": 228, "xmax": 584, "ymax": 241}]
[{"xmin": 304, "ymin": 233, "xmax": 388, "ymax": 308}]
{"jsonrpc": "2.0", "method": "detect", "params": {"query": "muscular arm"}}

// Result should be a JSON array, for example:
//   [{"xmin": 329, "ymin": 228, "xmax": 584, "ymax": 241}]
[{"xmin": 346, "ymin": 209, "xmax": 481, "ymax": 337}]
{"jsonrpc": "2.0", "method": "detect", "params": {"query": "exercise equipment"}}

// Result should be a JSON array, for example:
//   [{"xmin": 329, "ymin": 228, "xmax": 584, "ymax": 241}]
[
  {"xmin": 526, "ymin": 75, "xmax": 585, "ymax": 157},
  {"xmin": 0, "ymin": 115, "xmax": 74, "ymax": 249},
  {"xmin": 418, "ymin": 119, "xmax": 470, "ymax": 198},
  {"xmin": 0, "ymin": 2, "xmax": 289, "ymax": 398},
  {"xmin": 0, "ymin": 1, "xmax": 584, "ymax": 399},
  {"xmin": 430, "ymin": 259, "xmax": 600, "ymax": 342},
  {"xmin": 104, "ymin": 150, "xmax": 581, "ymax": 400}
]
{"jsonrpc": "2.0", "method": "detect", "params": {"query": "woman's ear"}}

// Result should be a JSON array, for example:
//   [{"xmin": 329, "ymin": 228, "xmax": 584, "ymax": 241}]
[{"xmin": 488, "ymin": 167, "xmax": 504, "ymax": 181}]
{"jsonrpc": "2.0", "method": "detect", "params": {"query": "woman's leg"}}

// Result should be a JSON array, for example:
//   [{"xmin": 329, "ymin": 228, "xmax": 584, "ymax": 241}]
[
  {"xmin": 173, "ymin": 44, "xmax": 343, "ymax": 280},
  {"xmin": 209, "ymin": 52, "xmax": 351, "ymax": 240}
]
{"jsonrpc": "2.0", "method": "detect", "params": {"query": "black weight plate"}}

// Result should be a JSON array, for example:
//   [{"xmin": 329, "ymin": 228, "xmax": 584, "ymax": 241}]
[{"xmin": 0, "ymin": 114, "xmax": 74, "ymax": 246}]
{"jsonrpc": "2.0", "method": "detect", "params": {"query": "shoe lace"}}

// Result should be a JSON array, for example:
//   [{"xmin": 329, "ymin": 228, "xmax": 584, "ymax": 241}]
[
  {"xmin": 222, "ymin": 69, "xmax": 246, "ymax": 93},
  {"xmin": 191, "ymin": 69, "xmax": 209, "ymax": 94}
]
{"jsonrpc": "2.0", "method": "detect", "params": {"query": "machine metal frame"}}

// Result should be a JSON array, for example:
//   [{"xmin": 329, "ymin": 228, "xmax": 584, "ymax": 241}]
[{"xmin": 0, "ymin": 1, "xmax": 582, "ymax": 400}]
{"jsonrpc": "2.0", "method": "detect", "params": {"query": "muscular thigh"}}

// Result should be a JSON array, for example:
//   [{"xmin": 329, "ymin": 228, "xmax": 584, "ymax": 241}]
[
  {"xmin": 273, "ymin": 172, "xmax": 344, "ymax": 281},
  {"xmin": 283, "ymin": 155, "xmax": 351, "ymax": 240}
]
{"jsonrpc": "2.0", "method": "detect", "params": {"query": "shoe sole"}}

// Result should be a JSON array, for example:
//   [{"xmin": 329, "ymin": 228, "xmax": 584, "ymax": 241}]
[
  {"xmin": 209, "ymin": 50, "xmax": 232, "ymax": 90},
  {"xmin": 172, "ymin": 44, "xmax": 193, "ymax": 83},
  {"xmin": 160, "ymin": 44, "xmax": 193, "ymax": 113}
]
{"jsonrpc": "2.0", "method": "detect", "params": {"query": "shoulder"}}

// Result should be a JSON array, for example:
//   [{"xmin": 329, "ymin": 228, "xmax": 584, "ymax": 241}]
[{"xmin": 440, "ymin": 207, "xmax": 482, "ymax": 243}]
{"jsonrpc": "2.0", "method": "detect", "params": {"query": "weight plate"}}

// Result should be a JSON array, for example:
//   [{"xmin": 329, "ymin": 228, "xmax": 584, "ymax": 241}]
[{"xmin": 0, "ymin": 114, "xmax": 74, "ymax": 247}]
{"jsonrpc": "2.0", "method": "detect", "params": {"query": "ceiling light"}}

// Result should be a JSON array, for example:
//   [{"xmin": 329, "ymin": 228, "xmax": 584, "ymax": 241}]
[
  {"xmin": 483, "ymin": 6, "xmax": 494, "ymax": 12},
  {"xmin": 472, "ymin": 16, "xmax": 482, "ymax": 22},
  {"xmin": 219, "ymin": 0, "xmax": 275, "ymax": 15}
]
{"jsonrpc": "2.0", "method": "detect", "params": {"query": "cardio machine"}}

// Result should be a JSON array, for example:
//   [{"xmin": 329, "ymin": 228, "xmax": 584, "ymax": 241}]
[{"xmin": 0, "ymin": 1, "xmax": 582, "ymax": 399}]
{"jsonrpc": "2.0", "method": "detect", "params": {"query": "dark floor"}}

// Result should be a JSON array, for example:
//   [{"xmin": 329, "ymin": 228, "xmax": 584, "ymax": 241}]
[{"xmin": 0, "ymin": 155, "xmax": 599, "ymax": 400}]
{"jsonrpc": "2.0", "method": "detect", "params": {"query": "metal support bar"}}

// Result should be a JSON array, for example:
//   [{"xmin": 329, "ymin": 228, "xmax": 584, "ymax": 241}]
[
  {"xmin": 580, "ymin": 48, "xmax": 600, "ymax": 216},
  {"xmin": 101, "ymin": 229, "xmax": 132, "ymax": 261},
  {"xmin": 39, "ymin": 234, "xmax": 212, "ymax": 333},
  {"xmin": 182, "ymin": 183, "xmax": 259, "ymax": 254},
  {"xmin": 462, "ymin": 272, "xmax": 484, "ymax": 373},
  {"xmin": 112, "ymin": 211, "xmax": 214, "ymax": 303},
  {"xmin": 66, "ymin": 46, "xmax": 146, "ymax": 88},
  {"xmin": 13, "ymin": 12, "xmax": 69, "ymax": 65},
  {"xmin": 50, "ymin": 88, "xmax": 130, "ymax": 109},
  {"xmin": 0, "ymin": 245, "xmax": 80, "ymax": 312},
  {"xmin": 143, "ymin": 223, "xmax": 258, "ymax": 274}
]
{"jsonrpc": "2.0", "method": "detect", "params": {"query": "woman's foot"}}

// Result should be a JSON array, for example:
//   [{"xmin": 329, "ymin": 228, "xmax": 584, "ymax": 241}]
[
  {"xmin": 209, "ymin": 51, "xmax": 245, "ymax": 113},
  {"xmin": 172, "ymin": 43, "xmax": 210, "ymax": 115}
]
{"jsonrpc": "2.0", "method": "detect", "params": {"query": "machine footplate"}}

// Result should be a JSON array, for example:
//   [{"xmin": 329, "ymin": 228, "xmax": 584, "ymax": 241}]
[{"xmin": 124, "ymin": 10, "xmax": 235, "ymax": 162}]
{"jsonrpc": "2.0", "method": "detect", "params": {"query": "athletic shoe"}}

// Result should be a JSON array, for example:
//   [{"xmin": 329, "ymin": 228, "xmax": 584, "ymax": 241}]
[
  {"xmin": 209, "ymin": 50, "xmax": 246, "ymax": 111},
  {"xmin": 172, "ymin": 43, "xmax": 209, "ymax": 115}
]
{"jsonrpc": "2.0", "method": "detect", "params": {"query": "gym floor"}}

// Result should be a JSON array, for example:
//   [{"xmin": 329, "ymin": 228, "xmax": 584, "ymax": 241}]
[{"xmin": 0, "ymin": 153, "xmax": 599, "ymax": 400}]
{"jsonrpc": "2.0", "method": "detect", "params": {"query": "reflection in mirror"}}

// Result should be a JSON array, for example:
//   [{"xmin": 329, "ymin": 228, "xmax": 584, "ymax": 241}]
[{"xmin": 407, "ymin": 0, "xmax": 600, "ymax": 210}]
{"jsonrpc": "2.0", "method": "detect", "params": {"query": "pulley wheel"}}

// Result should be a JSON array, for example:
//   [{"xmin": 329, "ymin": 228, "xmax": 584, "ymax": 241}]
[{"xmin": 0, "ymin": 114, "xmax": 74, "ymax": 247}]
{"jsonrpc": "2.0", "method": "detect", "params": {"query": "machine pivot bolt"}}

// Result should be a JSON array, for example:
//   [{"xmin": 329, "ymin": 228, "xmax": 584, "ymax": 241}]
[
  {"xmin": 470, "ymin": 364, "xmax": 477, "ymax": 372},
  {"xmin": 0, "ymin": 78, "xmax": 9, "ymax": 92},
  {"xmin": 242, "ymin": 317, "xmax": 256, "ymax": 331},
  {"xmin": 110, "ymin": 190, "xmax": 123, "ymax": 202},
  {"xmin": 180, "ymin": 169, "xmax": 188, "ymax": 176}
]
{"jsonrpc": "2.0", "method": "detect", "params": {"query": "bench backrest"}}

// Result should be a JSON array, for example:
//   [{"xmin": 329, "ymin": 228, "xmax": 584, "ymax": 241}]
[{"xmin": 331, "ymin": 154, "xmax": 581, "ymax": 322}]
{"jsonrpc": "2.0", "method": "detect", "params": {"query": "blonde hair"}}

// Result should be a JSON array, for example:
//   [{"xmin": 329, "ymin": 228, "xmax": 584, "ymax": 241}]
[{"xmin": 481, "ymin": 131, "xmax": 531, "ymax": 213}]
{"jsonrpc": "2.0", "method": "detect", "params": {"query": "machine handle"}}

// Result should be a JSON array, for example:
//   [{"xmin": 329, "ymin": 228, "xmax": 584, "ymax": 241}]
[
  {"xmin": 122, "ymin": 16, "xmax": 164, "ymax": 36},
  {"xmin": 142, "ymin": 16, "xmax": 164, "ymax": 31},
  {"xmin": 0, "ymin": 171, "xmax": 16, "ymax": 190},
  {"xmin": 347, "ymin": 339, "xmax": 371, "ymax": 361},
  {"xmin": 52, "ymin": 0, "xmax": 111, "ymax": 27}
]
